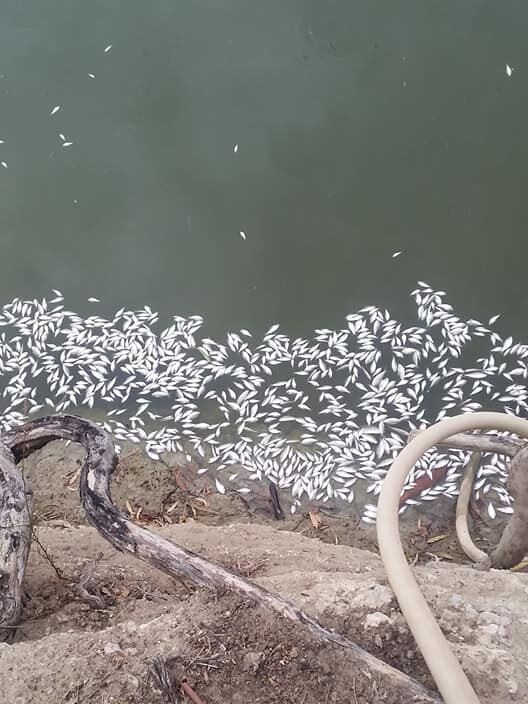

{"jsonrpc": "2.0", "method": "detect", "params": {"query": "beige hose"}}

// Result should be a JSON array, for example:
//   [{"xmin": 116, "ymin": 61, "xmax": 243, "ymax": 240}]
[
  {"xmin": 455, "ymin": 451, "xmax": 488, "ymax": 563},
  {"xmin": 377, "ymin": 412, "xmax": 528, "ymax": 704}
]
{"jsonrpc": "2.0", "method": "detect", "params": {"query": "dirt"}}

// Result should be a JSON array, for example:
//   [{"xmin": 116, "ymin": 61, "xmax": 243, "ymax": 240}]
[{"xmin": 1, "ymin": 440, "xmax": 527, "ymax": 703}]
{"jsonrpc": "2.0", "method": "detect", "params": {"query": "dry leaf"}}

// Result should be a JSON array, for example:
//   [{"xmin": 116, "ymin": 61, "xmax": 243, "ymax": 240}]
[
  {"xmin": 46, "ymin": 519, "xmax": 72, "ymax": 529},
  {"xmin": 309, "ymin": 511, "xmax": 323, "ymax": 529},
  {"xmin": 426, "ymin": 534, "xmax": 448, "ymax": 544},
  {"xmin": 166, "ymin": 501, "xmax": 179, "ymax": 514},
  {"xmin": 67, "ymin": 468, "xmax": 81, "ymax": 486}
]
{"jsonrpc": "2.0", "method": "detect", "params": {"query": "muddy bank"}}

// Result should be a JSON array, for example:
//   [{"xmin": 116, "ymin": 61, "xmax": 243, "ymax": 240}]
[
  {"xmin": 1, "ymin": 439, "xmax": 526, "ymax": 703},
  {"xmin": 20, "ymin": 438, "xmax": 508, "ymax": 562},
  {"xmin": 1, "ymin": 522, "xmax": 526, "ymax": 703}
]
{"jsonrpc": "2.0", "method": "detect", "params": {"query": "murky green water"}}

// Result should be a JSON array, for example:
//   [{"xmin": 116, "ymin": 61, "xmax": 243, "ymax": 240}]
[{"xmin": 1, "ymin": 1, "xmax": 528, "ymax": 337}]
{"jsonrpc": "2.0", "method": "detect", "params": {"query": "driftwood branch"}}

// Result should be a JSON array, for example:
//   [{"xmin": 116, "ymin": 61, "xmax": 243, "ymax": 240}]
[
  {"xmin": 0, "ymin": 415, "xmax": 440, "ymax": 702},
  {"xmin": 409, "ymin": 429, "xmax": 528, "ymax": 569},
  {"xmin": 408, "ymin": 429, "xmax": 524, "ymax": 457},
  {"xmin": 0, "ymin": 443, "xmax": 33, "ymax": 641}
]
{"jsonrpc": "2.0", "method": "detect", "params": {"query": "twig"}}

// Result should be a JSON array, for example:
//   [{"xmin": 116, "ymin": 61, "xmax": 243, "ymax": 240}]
[
  {"xmin": 269, "ymin": 481, "xmax": 285, "ymax": 520},
  {"xmin": 180, "ymin": 680, "xmax": 207, "ymax": 704},
  {"xmin": 32, "ymin": 530, "xmax": 67, "ymax": 581}
]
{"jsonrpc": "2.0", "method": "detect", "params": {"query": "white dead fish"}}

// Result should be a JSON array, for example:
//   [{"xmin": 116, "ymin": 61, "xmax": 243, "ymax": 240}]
[
  {"xmin": 240, "ymin": 231, "xmax": 247, "ymax": 240},
  {"xmin": 59, "ymin": 133, "xmax": 66, "ymax": 142},
  {"xmin": 104, "ymin": 45, "xmax": 112, "ymax": 53},
  {"xmin": 88, "ymin": 297, "xmax": 100, "ymax": 303},
  {"xmin": 50, "ymin": 105, "xmax": 61, "ymax": 116},
  {"xmin": 233, "ymin": 143, "xmax": 238, "ymax": 153},
  {"xmin": 62, "ymin": 142, "xmax": 73, "ymax": 147},
  {"xmin": 1, "ymin": 161, "xmax": 7, "ymax": 168},
  {"xmin": 392, "ymin": 251, "xmax": 402, "ymax": 258},
  {"xmin": 215, "ymin": 478, "xmax": 226, "ymax": 494},
  {"xmin": 488, "ymin": 314, "xmax": 500, "ymax": 325},
  {"xmin": 506, "ymin": 64, "xmax": 513, "ymax": 77},
  {"xmin": 88, "ymin": 73, "xmax": 96, "ymax": 79}
]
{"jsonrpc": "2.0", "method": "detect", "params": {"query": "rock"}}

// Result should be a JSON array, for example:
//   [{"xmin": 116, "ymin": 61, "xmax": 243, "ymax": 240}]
[
  {"xmin": 363, "ymin": 611, "xmax": 390, "ymax": 629},
  {"xmin": 103, "ymin": 641, "xmax": 123, "ymax": 656},
  {"xmin": 242, "ymin": 651, "xmax": 263, "ymax": 672}
]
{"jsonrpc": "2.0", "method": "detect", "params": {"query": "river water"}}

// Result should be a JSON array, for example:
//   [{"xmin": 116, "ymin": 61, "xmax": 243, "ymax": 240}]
[
  {"xmin": 1, "ymin": 1, "xmax": 527, "ymax": 337},
  {"xmin": 0, "ymin": 2, "xmax": 527, "ymax": 519}
]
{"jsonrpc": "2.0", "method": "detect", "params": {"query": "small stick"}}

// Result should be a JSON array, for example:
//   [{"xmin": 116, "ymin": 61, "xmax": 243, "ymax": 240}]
[
  {"xmin": 269, "ymin": 482, "xmax": 285, "ymax": 520},
  {"xmin": 181, "ymin": 680, "xmax": 207, "ymax": 704}
]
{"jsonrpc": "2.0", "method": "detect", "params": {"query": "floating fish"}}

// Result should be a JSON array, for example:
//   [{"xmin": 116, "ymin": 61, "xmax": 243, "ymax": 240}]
[
  {"xmin": 240, "ymin": 231, "xmax": 247, "ymax": 240},
  {"xmin": 50, "ymin": 105, "xmax": 61, "ymax": 116},
  {"xmin": 506, "ymin": 64, "xmax": 513, "ymax": 77}
]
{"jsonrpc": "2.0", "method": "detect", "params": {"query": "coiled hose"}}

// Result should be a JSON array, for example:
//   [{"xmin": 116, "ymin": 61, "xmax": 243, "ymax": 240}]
[{"xmin": 376, "ymin": 412, "xmax": 528, "ymax": 704}]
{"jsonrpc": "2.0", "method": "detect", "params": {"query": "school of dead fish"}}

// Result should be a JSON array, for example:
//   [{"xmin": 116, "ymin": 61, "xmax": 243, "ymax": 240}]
[{"xmin": 0, "ymin": 282, "xmax": 522, "ymax": 523}]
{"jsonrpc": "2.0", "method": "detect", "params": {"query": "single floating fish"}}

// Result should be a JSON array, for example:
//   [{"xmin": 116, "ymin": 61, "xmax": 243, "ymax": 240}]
[
  {"xmin": 233, "ymin": 143, "xmax": 239, "ymax": 153},
  {"xmin": 88, "ymin": 73, "xmax": 96, "ymax": 79},
  {"xmin": 104, "ymin": 45, "xmax": 112, "ymax": 53},
  {"xmin": 506, "ymin": 64, "xmax": 513, "ymax": 77},
  {"xmin": 1, "ymin": 161, "xmax": 7, "ymax": 168},
  {"xmin": 88, "ymin": 297, "xmax": 100, "ymax": 303},
  {"xmin": 62, "ymin": 142, "xmax": 73, "ymax": 147},
  {"xmin": 240, "ymin": 231, "xmax": 247, "ymax": 240},
  {"xmin": 392, "ymin": 251, "xmax": 402, "ymax": 259},
  {"xmin": 50, "ymin": 105, "xmax": 61, "ymax": 116}
]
